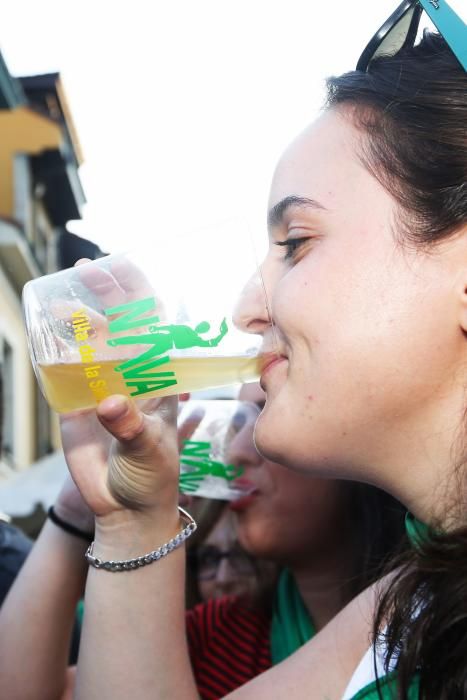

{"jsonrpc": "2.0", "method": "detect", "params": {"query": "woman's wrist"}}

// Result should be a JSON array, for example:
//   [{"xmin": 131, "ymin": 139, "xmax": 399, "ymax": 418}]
[
  {"xmin": 86, "ymin": 507, "xmax": 196, "ymax": 572},
  {"xmin": 53, "ymin": 499, "xmax": 95, "ymax": 536},
  {"xmin": 92, "ymin": 505, "xmax": 182, "ymax": 561},
  {"xmin": 48, "ymin": 506, "xmax": 94, "ymax": 543}
]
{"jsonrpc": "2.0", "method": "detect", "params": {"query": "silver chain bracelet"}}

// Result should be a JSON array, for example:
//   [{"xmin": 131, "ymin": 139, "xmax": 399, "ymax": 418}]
[{"xmin": 85, "ymin": 506, "xmax": 197, "ymax": 572}]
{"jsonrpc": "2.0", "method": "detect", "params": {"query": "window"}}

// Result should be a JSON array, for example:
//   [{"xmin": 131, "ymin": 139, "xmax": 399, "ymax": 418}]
[
  {"xmin": 0, "ymin": 339, "xmax": 14, "ymax": 464},
  {"xmin": 33, "ymin": 220, "xmax": 48, "ymax": 271},
  {"xmin": 13, "ymin": 154, "xmax": 33, "ymax": 237}
]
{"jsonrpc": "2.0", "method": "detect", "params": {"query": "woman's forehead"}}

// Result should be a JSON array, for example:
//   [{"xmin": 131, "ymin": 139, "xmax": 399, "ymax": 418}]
[{"xmin": 268, "ymin": 109, "xmax": 365, "ymax": 212}]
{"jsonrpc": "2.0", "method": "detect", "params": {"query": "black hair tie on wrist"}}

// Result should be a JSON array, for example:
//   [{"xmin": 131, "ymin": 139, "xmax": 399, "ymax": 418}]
[{"xmin": 48, "ymin": 506, "xmax": 94, "ymax": 543}]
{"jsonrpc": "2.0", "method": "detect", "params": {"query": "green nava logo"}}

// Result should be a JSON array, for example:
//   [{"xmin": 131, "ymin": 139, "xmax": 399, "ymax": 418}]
[
  {"xmin": 179, "ymin": 440, "xmax": 244, "ymax": 493},
  {"xmin": 104, "ymin": 296, "xmax": 228, "ymax": 397}
]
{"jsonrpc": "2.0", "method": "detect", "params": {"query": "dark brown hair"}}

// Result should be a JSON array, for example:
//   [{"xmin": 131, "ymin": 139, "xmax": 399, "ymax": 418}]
[
  {"xmin": 326, "ymin": 33, "xmax": 467, "ymax": 699},
  {"xmin": 343, "ymin": 483, "xmax": 407, "ymax": 600}
]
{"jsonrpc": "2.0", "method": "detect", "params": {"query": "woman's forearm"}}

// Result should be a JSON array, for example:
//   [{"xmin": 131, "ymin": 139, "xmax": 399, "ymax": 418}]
[
  {"xmin": 0, "ymin": 520, "xmax": 88, "ymax": 700},
  {"xmin": 76, "ymin": 509, "xmax": 199, "ymax": 700}
]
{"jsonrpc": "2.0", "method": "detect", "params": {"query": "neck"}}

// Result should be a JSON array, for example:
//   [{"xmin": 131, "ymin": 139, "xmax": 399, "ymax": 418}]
[
  {"xmin": 360, "ymin": 387, "xmax": 465, "ymax": 530},
  {"xmin": 288, "ymin": 549, "xmax": 354, "ymax": 632}
]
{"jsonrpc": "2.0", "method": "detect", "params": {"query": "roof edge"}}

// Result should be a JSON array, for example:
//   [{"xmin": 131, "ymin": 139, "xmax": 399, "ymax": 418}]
[{"xmin": 0, "ymin": 50, "xmax": 25, "ymax": 109}]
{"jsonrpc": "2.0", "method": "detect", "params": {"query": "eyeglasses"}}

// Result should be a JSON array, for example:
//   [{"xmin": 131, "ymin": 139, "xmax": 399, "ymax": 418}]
[
  {"xmin": 356, "ymin": 0, "xmax": 467, "ymax": 72},
  {"xmin": 193, "ymin": 544, "xmax": 257, "ymax": 581}
]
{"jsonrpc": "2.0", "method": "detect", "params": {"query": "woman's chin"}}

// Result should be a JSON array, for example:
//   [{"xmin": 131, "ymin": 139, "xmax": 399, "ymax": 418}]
[
  {"xmin": 253, "ymin": 407, "xmax": 289, "ymax": 465},
  {"xmin": 238, "ymin": 527, "xmax": 278, "ymax": 561}
]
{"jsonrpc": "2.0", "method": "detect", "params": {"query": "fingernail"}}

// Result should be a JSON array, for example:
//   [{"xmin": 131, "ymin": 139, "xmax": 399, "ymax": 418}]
[
  {"xmin": 188, "ymin": 407, "xmax": 205, "ymax": 421},
  {"xmin": 99, "ymin": 395, "xmax": 129, "ymax": 421}
]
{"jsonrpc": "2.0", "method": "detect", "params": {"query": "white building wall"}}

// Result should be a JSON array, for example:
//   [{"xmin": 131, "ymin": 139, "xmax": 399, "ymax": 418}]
[{"xmin": 0, "ymin": 265, "xmax": 36, "ymax": 475}]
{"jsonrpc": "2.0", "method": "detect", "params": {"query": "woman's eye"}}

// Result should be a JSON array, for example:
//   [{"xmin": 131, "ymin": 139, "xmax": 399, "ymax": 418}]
[{"xmin": 274, "ymin": 237, "xmax": 311, "ymax": 261}]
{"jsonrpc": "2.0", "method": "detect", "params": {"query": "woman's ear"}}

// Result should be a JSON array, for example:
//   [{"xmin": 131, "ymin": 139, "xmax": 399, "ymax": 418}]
[{"xmin": 459, "ymin": 282, "xmax": 467, "ymax": 334}]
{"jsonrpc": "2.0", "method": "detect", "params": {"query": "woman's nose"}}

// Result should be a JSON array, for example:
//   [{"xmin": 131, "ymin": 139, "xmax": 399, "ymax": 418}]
[
  {"xmin": 233, "ymin": 266, "xmax": 273, "ymax": 336},
  {"xmin": 215, "ymin": 556, "xmax": 236, "ymax": 585}
]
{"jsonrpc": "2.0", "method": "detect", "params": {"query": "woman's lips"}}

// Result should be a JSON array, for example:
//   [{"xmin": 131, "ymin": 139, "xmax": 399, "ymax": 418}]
[
  {"xmin": 229, "ymin": 493, "xmax": 258, "ymax": 511},
  {"xmin": 260, "ymin": 354, "xmax": 287, "ymax": 386},
  {"xmin": 229, "ymin": 478, "xmax": 259, "ymax": 511}
]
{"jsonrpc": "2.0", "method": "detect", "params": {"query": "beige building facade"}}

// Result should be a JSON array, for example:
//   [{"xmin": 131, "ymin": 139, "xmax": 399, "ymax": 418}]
[{"xmin": 0, "ymin": 53, "xmax": 98, "ymax": 478}]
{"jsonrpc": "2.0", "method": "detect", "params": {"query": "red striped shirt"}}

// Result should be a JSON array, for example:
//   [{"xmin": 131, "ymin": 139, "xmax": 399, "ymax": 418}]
[{"xmin": 186, "ymin": 596, "xmax": 272, "ymax": 699}]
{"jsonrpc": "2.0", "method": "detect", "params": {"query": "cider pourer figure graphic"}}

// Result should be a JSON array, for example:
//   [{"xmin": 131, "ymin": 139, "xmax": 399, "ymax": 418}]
[
  {"xmin": 107, "ymin": 317, "xmax": 229, "ymax": 371},
  {"xmin": 179, "ymin": 440, "xmax": 244, "ymax": 494}
]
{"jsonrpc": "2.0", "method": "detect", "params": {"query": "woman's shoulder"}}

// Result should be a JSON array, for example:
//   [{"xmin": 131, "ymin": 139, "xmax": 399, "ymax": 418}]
[
  {"xmin": 226, "ymin": 575, "xmax": 392, "ymax": 700},
  {"xmin": 340, "ymin": 642, "xmax": 388, "ymax": 700}
]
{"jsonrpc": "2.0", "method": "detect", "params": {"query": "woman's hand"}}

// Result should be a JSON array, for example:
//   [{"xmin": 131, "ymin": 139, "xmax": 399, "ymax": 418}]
[
  {"xmin": 60, "ymin": 395, "xmax": 180, "ymax": 522},
  {"xmin": 58, "ymin": 257, "xmax": 182, "ymax": 525},
  {"xmin": 57, "ymin": 397, "xmax": 202, "ymax": 524}
]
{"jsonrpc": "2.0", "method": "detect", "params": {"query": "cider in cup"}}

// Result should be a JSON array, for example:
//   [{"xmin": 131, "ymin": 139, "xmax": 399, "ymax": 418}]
[
  {"xmin": 37, "ymin": 355, "xmax": 264, "ymax": 413},
  {"xmin": 22, "ymin": 222, "xmax": 273, "ymax": 413}
]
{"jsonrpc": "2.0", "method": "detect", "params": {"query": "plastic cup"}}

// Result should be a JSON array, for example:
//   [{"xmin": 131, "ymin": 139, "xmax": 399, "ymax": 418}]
[
  {"xmin": 178, "ymin": 399, "xmax": 260, "ymax": 500},
  {"xmin": 22, "ymin": 221, "xmax": 271, "ymax": 413}
]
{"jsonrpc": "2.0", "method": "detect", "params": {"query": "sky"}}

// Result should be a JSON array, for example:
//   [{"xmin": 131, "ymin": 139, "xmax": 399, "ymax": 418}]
[{"xmin": 1, "ymin": 0, "xmax": 464, "ymax": 260}]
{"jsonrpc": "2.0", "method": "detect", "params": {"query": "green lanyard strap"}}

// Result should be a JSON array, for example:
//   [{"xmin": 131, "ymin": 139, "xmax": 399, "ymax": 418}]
[{"xmin": 270, "ymin": 569, "xmax": 315, "ymax": 665}]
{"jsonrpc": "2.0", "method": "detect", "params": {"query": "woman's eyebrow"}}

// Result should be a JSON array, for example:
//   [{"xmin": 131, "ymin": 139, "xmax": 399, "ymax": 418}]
[{"xmin": 267, "ymin": 195, "xmax": 327, "ymax": 230}]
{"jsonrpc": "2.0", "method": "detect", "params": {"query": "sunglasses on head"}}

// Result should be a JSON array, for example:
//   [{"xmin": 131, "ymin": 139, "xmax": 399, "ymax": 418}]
[{"xmin": 357, "ymin": 0, "xmax": 467, "ymax": 72}]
